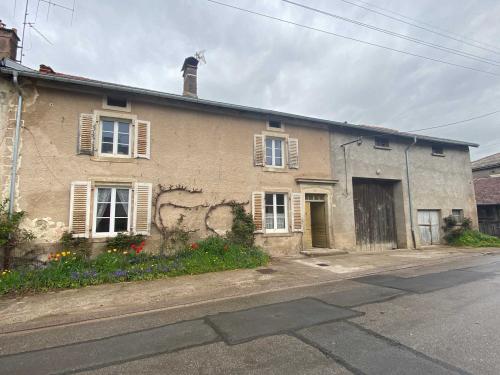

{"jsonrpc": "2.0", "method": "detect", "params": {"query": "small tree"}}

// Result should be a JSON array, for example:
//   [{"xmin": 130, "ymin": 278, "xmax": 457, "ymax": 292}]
[
  {"xmin": 227, "ymin": 204, "xmax": 255, "ymax": 247},
  {"xmin": 0, "ymin": 200, "xmax": 35, "ymax": 270}
]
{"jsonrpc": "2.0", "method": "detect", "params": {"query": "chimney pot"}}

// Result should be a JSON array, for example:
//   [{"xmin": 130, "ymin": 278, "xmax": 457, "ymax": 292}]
[
  {"xmin": 39, "ymin": 64, "xmax": 55, "ymax": 74},
  {"xmin": 181, "ymin": 56, "xmax": 199, "ymax": 98},
  {"xmin": 0, "ymin": 22, "xmax": 20, "ymax": 61}
]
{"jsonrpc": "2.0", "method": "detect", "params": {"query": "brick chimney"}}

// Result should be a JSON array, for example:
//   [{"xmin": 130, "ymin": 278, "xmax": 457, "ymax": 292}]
[
  {"xmin": 181, "ymin": 56, "xmax": 199, "ymax": 98},
  {"xmin": 0, "ymin": 21, "xmax": 20, "ymax": 61}
]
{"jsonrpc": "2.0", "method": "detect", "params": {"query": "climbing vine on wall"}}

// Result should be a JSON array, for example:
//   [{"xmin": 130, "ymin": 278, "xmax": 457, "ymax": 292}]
[{"xmin": 152, "ymin": 184, "xmax": 249, "ymax": 253}]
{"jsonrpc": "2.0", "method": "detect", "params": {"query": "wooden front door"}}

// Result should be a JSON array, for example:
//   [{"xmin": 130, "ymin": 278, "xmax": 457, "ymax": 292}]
[
  {"xmin": 418, "ymin": 210, "xmax": 441, "ymax": 245},
  {"xmin": 353, "ymin": 179, "xmax": 397, "ymax": 251}
]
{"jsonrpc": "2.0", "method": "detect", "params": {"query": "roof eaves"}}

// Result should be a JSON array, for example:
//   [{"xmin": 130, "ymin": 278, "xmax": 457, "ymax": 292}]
[{"xmin": 0, "ymin": 66, "xmax": 479, "ymax": 148}]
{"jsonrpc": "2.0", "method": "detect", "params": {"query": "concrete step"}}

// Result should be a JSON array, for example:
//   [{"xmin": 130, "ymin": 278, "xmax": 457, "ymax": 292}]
[{"xmin": 300, "ymin": 248, "xmax": 348, "ymax": 257}]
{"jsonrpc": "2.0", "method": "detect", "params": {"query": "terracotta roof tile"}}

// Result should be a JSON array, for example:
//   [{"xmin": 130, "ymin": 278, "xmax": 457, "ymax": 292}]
[{"xmin": 474, "ymin": 177, "xmax": 500, "ymax": 204}]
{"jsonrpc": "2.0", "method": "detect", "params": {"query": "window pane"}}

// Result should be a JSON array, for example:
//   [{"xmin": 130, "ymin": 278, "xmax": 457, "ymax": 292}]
[
  {"xmin": 265, "ymin": 205, "xmax": 274, "ymax": 214},
  {"xmin": 118, "ymin": 133, "xmax": 129, "ymax": 145},
  {"xmin": 96, "ymin": 203, "xmax": 111, "ymax": 218},
  {"xmin": 118, "ymin": 122, "xmax": 129, "ymax": 133},
  {"xmin": 97, "ymin": 188, "xmax": 112, "ymax": 202},
  {"xmin": 275, "ymin": 157, "xmax": 282, "ymax": 166},
  {"xmin": 265, "ymin": 214, "xmax": 274, "ymax": 229},
  {"xmin": 101, "ymin": 142, "xmax": 113, "ymax": 154},
  {"xmin": 276, "ymin": 194, "xmax": 284, "ymax": 205},
  {"xmin": 114, "ymin": 218, "xmax": 128, "ymax": 232},
  {"xmin": 116, "ymin": 189, "xmax": 129, "ymax": 203},
  {"xmin": 115, "ymin": 203, "xmax": 128, "ymax": 217},
  {"xmin": 275, "ymin": 139, "xmax": 282, "ymax": 150},
  {"xmin": 276, "ymin": 214, "xmax": 286, "ymax": 229},
  {"xmin": 276, "ymin": 205, "xmax": 285, "ymax": 214},
  {"xmin": 265, "ymin": 194, "xmax": 273, "ymax": 205},
  {"xmin": 102, "ymin": 131, "xmax": 114, "ymax": 143},
  {"xmin": 102, "ymin": 121, "xmax": 113, "ymax": 132},
  {"xmin": 266, "ymin": 138, "xmax": 273, "ymax": 148},
  {"xmin": 96, "ymin": 218, "xmax": 110, "ymax": 233},
  {"xmin": 117, "ymin": 144, "xmax": 129, "ymax": 155}
]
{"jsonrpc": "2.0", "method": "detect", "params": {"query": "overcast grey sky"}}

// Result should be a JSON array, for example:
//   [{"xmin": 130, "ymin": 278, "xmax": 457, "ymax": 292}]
[{"xmin": 2, "ymin": 0, "xmax": 500, "ymax": 160}]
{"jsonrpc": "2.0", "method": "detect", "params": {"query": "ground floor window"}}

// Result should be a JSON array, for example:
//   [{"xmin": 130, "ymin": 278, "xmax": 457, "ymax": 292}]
[
  {"xmin": 265, "ymin": 193, "xmax": 287, "ymax": 232},
  {"xmin": 94, "ymin": 187, "xmax": 131, "ymax": 236},
  {"xmin": 452, "ymin": 209, "xmax": 464, "ymax": 223}
]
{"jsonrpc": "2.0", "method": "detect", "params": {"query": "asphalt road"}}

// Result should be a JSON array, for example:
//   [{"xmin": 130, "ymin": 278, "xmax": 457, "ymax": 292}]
[{"xmin": 1, "ymin": 253, "xmax": 500, "ymax": 374}]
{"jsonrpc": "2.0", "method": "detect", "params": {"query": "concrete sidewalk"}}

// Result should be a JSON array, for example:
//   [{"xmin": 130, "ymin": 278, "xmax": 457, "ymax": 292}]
[{"xmin": 0, "ymin": 246, "xmax": 497, "ymax": 333}]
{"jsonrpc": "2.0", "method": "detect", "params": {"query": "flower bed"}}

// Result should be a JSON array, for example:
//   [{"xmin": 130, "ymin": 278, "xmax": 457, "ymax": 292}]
[{"xmin": 0, "ymin": 237, "xmax": 269, "ymax": 296}]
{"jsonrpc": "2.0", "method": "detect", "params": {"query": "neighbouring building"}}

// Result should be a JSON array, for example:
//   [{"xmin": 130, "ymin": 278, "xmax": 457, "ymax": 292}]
[
  {"xmin": 472, "ymin": 153, "xmax": 500, "ymax": 237},
  {"xmin": 0, "ymin": 34, "xmax": 478, "ymax": 257}
]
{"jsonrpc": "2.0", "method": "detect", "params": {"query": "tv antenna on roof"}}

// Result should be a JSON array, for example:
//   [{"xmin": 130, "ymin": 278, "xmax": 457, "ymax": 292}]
[
  {"xmin": 18, "ymin": 0, "xmax": 76, "ymax": 63},
  {"xmin": 194, "ymin": 50, "xmax": 206, "ymax": 65}
]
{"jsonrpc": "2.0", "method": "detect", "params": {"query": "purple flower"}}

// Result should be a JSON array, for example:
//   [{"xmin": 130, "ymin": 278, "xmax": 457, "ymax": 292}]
[
  {"xmin": 70, "ymin": 272, "xmax": 79, "ymax": 280},
  {"xmin": 113, "ymin": 270, "xmax": 127, "ymax": 278}
]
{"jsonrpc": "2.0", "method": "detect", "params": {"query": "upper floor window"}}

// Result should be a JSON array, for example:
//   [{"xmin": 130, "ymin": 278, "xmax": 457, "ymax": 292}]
[
  {"xmin": 265, "ymin": 137, "xmax": 284, "ymax": 167},
  {"xmin": 265, "ymin": 193, "xmax": 288, "ymax": 232},
  {"xmin": 94, "ymin": 187, "xmax": 130, "ymax": 236},
  {"xmin": 103, "ymin": 96, "xmax": 131, "ymax": 112},
  {"xmin": 267, "ymin": 120, "xmax": 283, "ymax": 131},
  {"xmin": 432, "ymin": 145, "xmax": 445, "ymax": 156},
  {"xmin": 100, "ymin": 119, "xmax": 131, "ymax": 157},
  {"xmin": 374, "ymin": 137, "xmax": 390, "ymax": 149}
]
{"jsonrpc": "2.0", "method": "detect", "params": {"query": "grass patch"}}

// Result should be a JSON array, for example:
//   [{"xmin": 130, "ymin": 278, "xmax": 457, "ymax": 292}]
[
  {"xmin": 0, "ymin": 236, "xmax": 269, "ymax": 296},
  {"xmin": 446, "ymin": 229, "xmax": 500, "ymax": 247}
]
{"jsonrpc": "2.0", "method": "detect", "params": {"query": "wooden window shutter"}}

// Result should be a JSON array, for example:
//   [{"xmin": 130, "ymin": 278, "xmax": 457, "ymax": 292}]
[
  {"xmin": 78, "ymin": 113, "xmax": 94, "ymax": 155},
  {"xmin": 134, "ymin": 120, "xmax": 151, "ymax": 159},
  {"xmin": 69, "ymin": 181, "xmax": 91, "ymax": 237},
  {"xmin": 133, "ymin": 182, "xmax": 152, "ymax": 235},
  {"xmin": 291, "ymin": 193, "xmax": 304, "ymax": 232},
  {"xmin": 288, "ymin": 138, "xmax": 299, "ymax": 169},
  {"xmin": 254, "ymin": 134, "xmax": 265, "ymax": 166},
  {"xmin": 252, "ymin": 192, "xmax": 265, "ymax": 233}
]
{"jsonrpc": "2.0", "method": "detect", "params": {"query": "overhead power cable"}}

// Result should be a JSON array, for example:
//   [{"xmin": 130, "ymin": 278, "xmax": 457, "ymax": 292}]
[
  {"xmin": 351, "ymin": 0, "xmax": 500, "ymax": 54},
  {"xmin": 204, "ymin": 0, "xmax": 500, "ymax": 77},
  {"xmin": 409, "ymin": 110, "xmax": 500, "ymax": 132},
  {"xmin": 282, "ymin": 0, "xmax": 500, "ymax": 67}
]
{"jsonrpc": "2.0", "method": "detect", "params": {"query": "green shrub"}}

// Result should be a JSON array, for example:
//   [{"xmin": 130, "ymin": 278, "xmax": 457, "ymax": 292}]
[
  {"xmin": 60, "ymin": 231, "xmax": 91, "ymax": 258},
  {"xmin": 106, "ymin": 233, "xmax": 145, "ymax": 251},
  {"xmin": 227, "ymin": 204, "xmax": 255, "ymax": 247},
  {"xmin": 446, "ymin": 229, "xmax": 500, "ymax": 247},
  {"xmin": 0, "ymin": 199, "xmax": 35, "ymax": 269}
]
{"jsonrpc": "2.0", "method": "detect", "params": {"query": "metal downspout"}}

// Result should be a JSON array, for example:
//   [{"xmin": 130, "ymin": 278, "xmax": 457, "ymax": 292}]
[
  {"xmin": 9, "ymin": 71, "xmax": 23, "ymax": 216},
  {"xmin": 405, "ymin": 136, "xmax": 417, "ymax": 249}
]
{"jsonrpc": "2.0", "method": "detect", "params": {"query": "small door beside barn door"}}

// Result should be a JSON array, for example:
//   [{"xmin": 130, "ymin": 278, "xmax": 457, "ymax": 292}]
[{"xmin": 417, "ymin": 210, "xmax": 441, "ymax": 245}]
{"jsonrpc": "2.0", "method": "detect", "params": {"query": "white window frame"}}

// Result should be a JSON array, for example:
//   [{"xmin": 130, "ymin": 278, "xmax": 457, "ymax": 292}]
[
  {"xmin": 92, "ymin": 186, "xmax": 132, "ymax": 238},
  {"xmin": 99, "ymin": 119, "xmax": 132, "ymax": 158},
  {"xmin": 265, "ymin": 193, "xmax": 288, "ymax": 233},
  {"xmin": 265, "ymin": 137, "xmax": 285, "ymax": 168}
]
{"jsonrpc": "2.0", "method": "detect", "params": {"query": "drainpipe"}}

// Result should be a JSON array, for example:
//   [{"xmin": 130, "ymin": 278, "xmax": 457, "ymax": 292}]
[
  {"xmin": 9, "ymin": 71, "xmax": 23, "ymax": 216},
  {"xmin": 405, "ymin": 136, "xmax": 417, "ymax": 249}
]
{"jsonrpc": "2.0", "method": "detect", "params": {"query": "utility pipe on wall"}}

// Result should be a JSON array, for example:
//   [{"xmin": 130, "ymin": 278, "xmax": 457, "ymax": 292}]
[
  {"xmin": 405, "ymin": 136, "xmax": 417, "ymax": 249},
  {"xmin": 9, "ymin": 71, "xmax": 23, "ymax": 216}
]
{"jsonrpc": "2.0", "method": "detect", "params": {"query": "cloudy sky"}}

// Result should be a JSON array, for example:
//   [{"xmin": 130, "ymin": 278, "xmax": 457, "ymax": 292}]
[{"xmin": 2, "ymin": 0, "xmax": 500, "ymax": 160}]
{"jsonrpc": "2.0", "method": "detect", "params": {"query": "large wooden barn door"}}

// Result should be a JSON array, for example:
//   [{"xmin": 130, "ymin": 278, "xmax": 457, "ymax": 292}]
[{"xmin": 353, "ymin": 179, "xmax": 397, "ymax": 251}]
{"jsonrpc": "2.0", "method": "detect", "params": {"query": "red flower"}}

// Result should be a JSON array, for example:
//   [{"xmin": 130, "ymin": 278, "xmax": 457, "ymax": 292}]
[
  {"xmin": 190, "ymin": 243, "xmax": 199, "ymax": 250},
  {"xmin": 131, "ymin": 244, "xmax": 136, "ymax": 249},
  {"xmin": 140, "ymin": 241, "xmax": 145, "ymax": 246}
]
